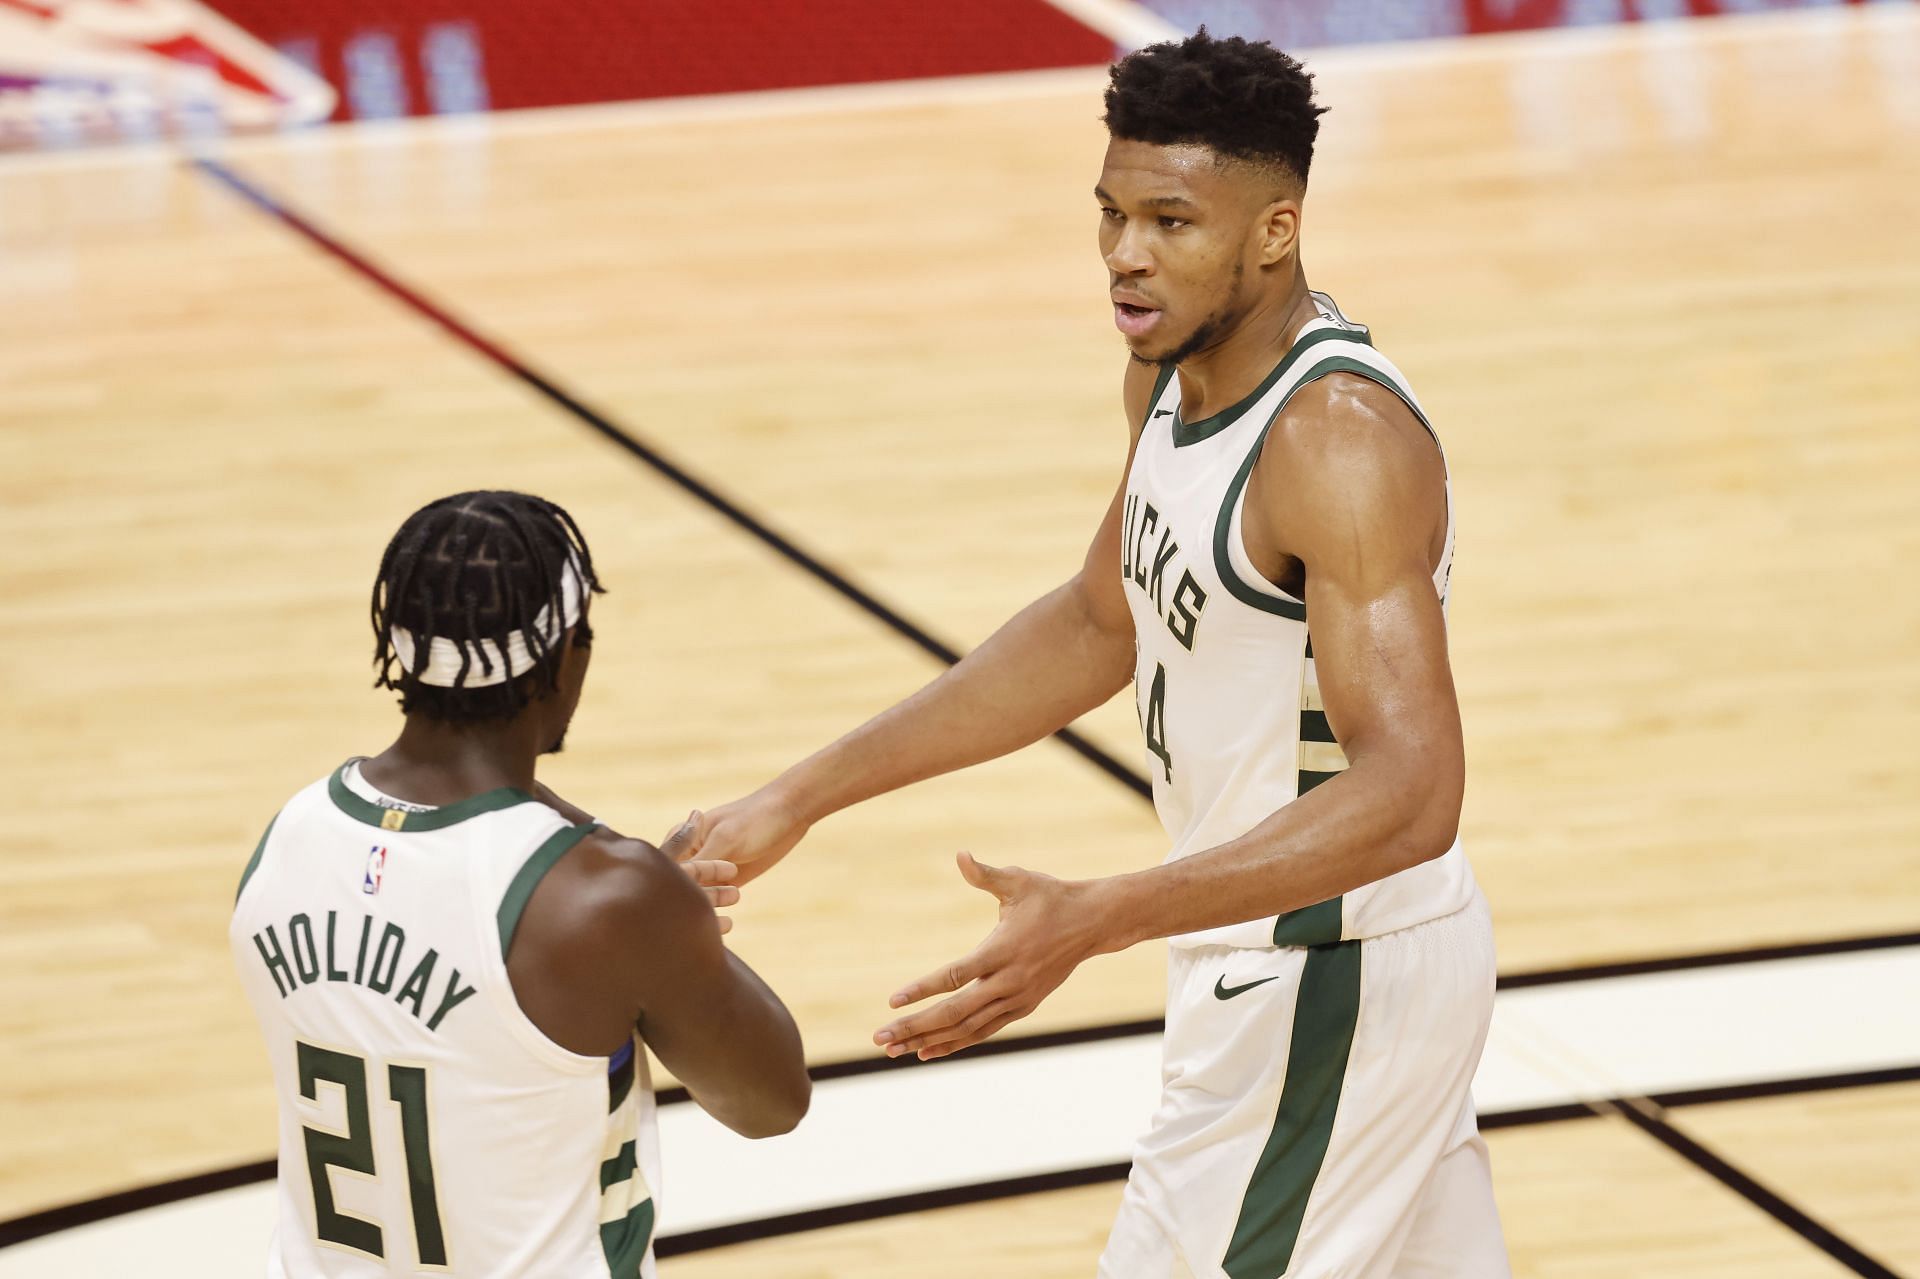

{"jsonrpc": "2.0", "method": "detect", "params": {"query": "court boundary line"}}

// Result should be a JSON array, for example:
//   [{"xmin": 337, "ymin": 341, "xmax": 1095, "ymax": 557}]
[
  {"xmin": 1614, "ymin": 1100, "xmax": 1904, "ymax": 1279},
  {"xmin": 6, "ymin": 961, "xmax": 1914, "ymax": 1252},
  {"xmin": 644, "ymin": 928, "xmax": 1920, "ymax": 1102},
  {"xmin": 1494, "ymin": 928, "xmax": 1920, "ymax": 989},
  {"xmin": 648, "ymin": 1063, "xmax": 1920, "ymax": 1258},
  {"xmin": 187, "ymin": 153, "xmax": 1156, "ymax": 804},
  {"xmin": 11, "ymin": 1065, "xmax": 1911, "ymax": 1256},
  {"xmin": 0, "ymin": 1159, "xmax": 275, "ymax": 1252}
]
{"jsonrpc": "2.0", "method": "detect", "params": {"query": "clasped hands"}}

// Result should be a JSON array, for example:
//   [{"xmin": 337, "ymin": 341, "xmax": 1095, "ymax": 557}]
[{"xmin": 680, "ymin": 794, "xmax": 1107, "ymax": 1061}]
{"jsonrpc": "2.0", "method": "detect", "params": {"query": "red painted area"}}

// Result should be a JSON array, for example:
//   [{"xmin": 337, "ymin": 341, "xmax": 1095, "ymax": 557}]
[
  {"xmin": 203, "ymin": 0, "xmax": 1114, "ymax": 121},
  {"xmin": 142, "ymin": 33, "xmax": 274, "ymax": 97}
]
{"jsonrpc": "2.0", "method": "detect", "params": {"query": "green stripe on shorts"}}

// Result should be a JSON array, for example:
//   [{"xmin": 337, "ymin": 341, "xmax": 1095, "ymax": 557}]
[{"xmin": 1223, "ymin": 939, "xmax": 1362, "ymax": 1279}]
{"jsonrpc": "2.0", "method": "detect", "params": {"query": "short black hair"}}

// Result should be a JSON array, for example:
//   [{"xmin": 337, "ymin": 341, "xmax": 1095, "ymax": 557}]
[
  {"xmin": 1104, "ymin": 28, "xmax": 1327, "ymax": 187},
  {"xmin": 370, "ymin": 490, "xmax": 604, "ymax": 725}
]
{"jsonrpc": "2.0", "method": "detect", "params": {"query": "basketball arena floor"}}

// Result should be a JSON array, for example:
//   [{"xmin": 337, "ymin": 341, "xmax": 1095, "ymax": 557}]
[{"xmin": 1, "ymin": 5, "xmax": 1917, "ymax": 1275}]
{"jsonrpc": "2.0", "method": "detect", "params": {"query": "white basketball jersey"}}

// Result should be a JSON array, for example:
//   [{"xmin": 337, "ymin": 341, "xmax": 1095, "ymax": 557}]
[
  {"xmin": 231, "ymin": 761, "xmax": 659, "ymax": 1278},
  {"xmin": 1122, "ymin": 293, "xmax": 1478, "ymax": 950}
]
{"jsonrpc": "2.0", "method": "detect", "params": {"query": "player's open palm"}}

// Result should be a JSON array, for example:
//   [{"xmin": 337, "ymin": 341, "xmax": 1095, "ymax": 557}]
[
  {"xmin": 692, "ymin": 790, "xmax": 812, "ymax": 887},
  {"xmin": 875, "ymin": 852, "xmax": 1101, "ymax": 1061}
]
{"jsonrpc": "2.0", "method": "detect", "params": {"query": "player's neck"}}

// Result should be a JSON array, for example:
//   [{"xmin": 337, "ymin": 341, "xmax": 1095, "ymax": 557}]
[
  {"xmin": 1173, "ymin": 275, "xmax": 1316, "ymax": 422},
  {"xmin": 361, "ymin": 716, "xmax": 544, "ymax": 806}
]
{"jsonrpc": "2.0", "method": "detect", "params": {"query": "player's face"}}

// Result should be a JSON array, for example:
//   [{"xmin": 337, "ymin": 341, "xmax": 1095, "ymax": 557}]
[{"xmin": 1096, "ymin": 140, "xmax": 1271, "ymax": 364}]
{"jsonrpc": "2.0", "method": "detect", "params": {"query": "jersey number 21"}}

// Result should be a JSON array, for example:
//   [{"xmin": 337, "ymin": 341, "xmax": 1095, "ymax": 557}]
[{"xmin": 297, "ymin": 1040, "xmax": 448, "ymax": 1267}]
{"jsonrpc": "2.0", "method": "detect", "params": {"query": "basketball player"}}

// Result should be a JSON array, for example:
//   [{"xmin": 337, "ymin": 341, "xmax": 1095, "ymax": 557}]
[
  {"xmin": 697, "ymin": 31, "xmax": 1508, "ymax": 1278},
  {"xmin": 231, "ymin": 491, "xmax": 809, "ymax": 1278}
]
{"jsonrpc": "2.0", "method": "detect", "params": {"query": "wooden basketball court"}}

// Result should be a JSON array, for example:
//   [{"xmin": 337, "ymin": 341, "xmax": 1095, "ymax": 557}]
[{"xmin": 1, "ymin": 5, "xmax": 1915, "ymax": 1273}]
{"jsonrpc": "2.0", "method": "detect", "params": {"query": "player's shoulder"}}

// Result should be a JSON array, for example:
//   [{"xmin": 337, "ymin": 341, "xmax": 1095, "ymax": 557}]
[
  {"xmin": 532, "ymin": 828, "xmax": 703, "ymax": 945},
  {"xmin": 1264, "ymin": 370, "xmax": 1438, "ymax": 485},
  {"xmin": 558, "ymin": 828, "xmax": 685, "ymax": 901}
]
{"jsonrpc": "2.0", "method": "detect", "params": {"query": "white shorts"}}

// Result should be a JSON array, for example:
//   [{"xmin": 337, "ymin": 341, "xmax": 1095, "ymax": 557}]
[{"xmin": 1098, "ymin": 892, "xmax": 1510, "ymax": 1279}]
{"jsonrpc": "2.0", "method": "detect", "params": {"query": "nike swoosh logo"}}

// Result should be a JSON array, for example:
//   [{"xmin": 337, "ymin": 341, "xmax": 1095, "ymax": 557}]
[
  {"xmin": 1151, "ymin": 408, "xmax": 1174, "ymax": 418},
  {"xmin": 1214, "ymin": 975, "xmax": 1281, "ymax": 1000}
]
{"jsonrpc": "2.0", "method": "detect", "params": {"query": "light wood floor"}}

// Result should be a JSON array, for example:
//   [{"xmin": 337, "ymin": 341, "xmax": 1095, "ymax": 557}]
[
  {"xmin": 0, "ymin": 7, "xmax": 1916, "ymax": 1270},
  {"xmin": 668, "ymin": 1099, "xmax": 1904, "ymax": 1278}
]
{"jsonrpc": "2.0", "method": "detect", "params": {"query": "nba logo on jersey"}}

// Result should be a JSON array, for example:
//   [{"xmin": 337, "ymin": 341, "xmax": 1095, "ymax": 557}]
[{"xmin": 363, "ymin": 845, "xmax": 387, "ymax": 895}]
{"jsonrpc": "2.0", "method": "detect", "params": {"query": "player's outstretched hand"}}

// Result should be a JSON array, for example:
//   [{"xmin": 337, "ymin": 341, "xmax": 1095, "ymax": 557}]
[
  {"xmin": 873, "ymin": 852, "xmax": 1103, "ymax": 1061},
  {"xmin": 692, "ymin": 789, "xmax": 812, "ymax": 887},
  {"xmin": 660, "ymin": 811, "xmax": 740, "ymax": 935}
]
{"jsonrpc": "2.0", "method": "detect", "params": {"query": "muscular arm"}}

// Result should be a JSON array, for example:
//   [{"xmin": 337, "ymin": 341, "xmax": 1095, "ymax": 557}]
[
  {"xmin": 876, "ymin": 375, "xmax": 1463, "ymax": 1058},
  {"xmin": 1092, "ymin": 374, "xmax": 1462, "ymax": 943},
  {"xmin": 704, "ymin": 360, "xmax": 1161, "ymax": 876},
  {"xmin": 511, "ymin": 831, "xmax": 809, "ymax": 1137}
]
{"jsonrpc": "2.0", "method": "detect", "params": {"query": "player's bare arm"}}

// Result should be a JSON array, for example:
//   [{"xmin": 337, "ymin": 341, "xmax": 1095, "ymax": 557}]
[
  {"xmin": 694, "ymin": 374, "xmax": 1154, "ymax": 883},
  {"xmin": 528, "ymin": 784, "xmax": 741, "ymax": 929},
  {"xmin": 510, "ymin": 824, "xmax": 809, "ymax": 1138},
  {"xmin": 876, "ymin": 373, "xmax": 1461, "ymax": 1059}
]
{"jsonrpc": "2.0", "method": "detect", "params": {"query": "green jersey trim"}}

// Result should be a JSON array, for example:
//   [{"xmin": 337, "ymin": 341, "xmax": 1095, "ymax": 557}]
[
  {"xmin": 600, "ymin": 1195, "xmax": 656, "ymax": 1279},
  {"xmin": 1271, "ymin": 897, "xmax": 1344, "ymax": 947},
  {"xmin": 325, "ymin": 760, "xmax": 537, "ymax": 833},
  {"xmin": 235, "ymin": 812, "xmax": 279, "ymax": 904},
  {"xmin": 1144, "ymin": 361, "xmax": 1177, "ymax": 428},
  {"xmin": 1171, "ymin": 324, "xmax": 1370, "ymax": 448},
  {"xmin": 1222, "ymin": 939, "xmax": 1362, "ymax": 1279},
  {"xmin": 1208, "ymin": 352, "xmax": 1427, "ymax": 621},
  {"xmin": 495, "ymin": 822, "xmax": 598, "ymax": 955}
]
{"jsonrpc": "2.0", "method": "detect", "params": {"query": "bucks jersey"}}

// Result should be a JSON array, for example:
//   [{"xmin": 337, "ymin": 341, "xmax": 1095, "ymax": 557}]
[
  {"xmin": 231, "ymin": 761, "xmax": 658, "ymax": 1278},
  {"xmin": 1122, "ymin": 293, "xmax": 1478, "ymax": 950}
]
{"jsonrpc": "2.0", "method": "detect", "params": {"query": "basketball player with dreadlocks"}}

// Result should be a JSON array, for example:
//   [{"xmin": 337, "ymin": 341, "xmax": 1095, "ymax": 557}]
[
  {"xmin": 698, "ymin": 30, "xmax": 1508, "ymax": 1278},
  {"xmin": 231, "ymin": 491, "xmax": 809, "ymax": 1279}
]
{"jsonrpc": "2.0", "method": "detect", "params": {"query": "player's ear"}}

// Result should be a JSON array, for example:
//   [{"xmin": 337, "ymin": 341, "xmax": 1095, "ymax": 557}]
[
  {"xmin": 1257, "ymin": 198, "xmax": 1300, "ymax": 268},
  {"xmin": 557, "ymin": 621, "xmax": 593, "ymax": 686}
]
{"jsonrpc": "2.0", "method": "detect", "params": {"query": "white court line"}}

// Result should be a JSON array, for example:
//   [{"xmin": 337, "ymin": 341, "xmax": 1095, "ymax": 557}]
[
  {"xmin": 1, "ymin": 3, "xmax": 1912, "ymax": 176},
  {"xmin": 1038, "ymin": 0, "xmax": 1183, "ymax": 48},
  {"xmin": 5, "ymin": 945, "xmax": 1916, "ymax": 1274}
]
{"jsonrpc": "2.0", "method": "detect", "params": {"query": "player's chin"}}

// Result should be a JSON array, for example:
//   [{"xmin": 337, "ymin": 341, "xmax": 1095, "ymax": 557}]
[{"xmin": 1121, "ymin": 319, "xmax": 1189, "ymax": 364}]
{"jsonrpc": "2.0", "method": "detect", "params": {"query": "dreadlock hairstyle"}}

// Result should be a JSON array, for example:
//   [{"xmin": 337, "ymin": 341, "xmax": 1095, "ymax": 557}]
[
  {"xmin": 1103, "ymin": 28, "xmax": 1327, "ymax": 188},
  {"xmin": 371, "ymin": 491, "xmax": 605, "ymax": 724}
]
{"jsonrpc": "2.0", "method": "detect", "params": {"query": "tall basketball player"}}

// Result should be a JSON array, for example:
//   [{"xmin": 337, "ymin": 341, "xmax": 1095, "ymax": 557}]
[
  {"xmin": 698, "ymin": 31, "xmax": 1508, "ymax": 1278},
  {"xmin": 231, "ymin": 491, "xmax": 809, "ymax": 1278}
]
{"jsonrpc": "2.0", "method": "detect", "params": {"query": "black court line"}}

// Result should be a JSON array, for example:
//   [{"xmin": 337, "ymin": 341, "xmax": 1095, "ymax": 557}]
[
  {"xmin": 1649, "ymin": 1062, "xmax": 1920, "ymax": 1110},
  {"xmin": 8, "ymin": 1061, "xmax": 1916, "ymax": 1254},
  {"xmin": 0, "ymin": 1158, "xmax": 275, "ymax": 1251},
  {"xmin": 653, "ymin": 1162, "xmax": 1132, "ymax": 1257},
  {"xmin": 1497, "ymin": 929, "xmax": 1920, "ymax": 989},
  {"xmin": 650, "ymin": 931, "xmax": 1920, "ymax": 1102},
  {"xmin": 1615, "ymin": 1100, "xmax": 1904, "ymax": 1279},
  {"xmin": 7, "ymin": 935, "xmax": 1910, "ymax": 1247},
  {"xmin": 188, "ymin": 154, "xmax": 1152, "ymax": 804}
]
